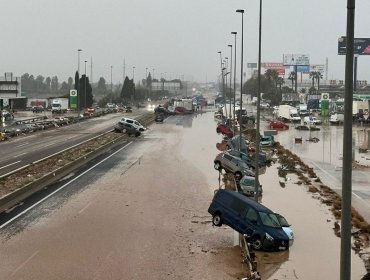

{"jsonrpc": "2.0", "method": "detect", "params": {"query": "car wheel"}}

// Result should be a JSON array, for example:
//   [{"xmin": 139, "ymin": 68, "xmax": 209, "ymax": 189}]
[
  {"xmin": 251, "ymin": 236, "xmax": 263, "ymax": 250},
  {"xmin": 234, "ymin": 172, "xmax": 242, "ymax": 180},
  {"xmin": 214, "ymin": 161, "xmax": 222, "ymax": 171},
  {"xmin": 212, "ymin": 214, "xmax": 223, "ymax": 226},
  {"xmin": 216, "ymin": 128, "xmax": 220, "ymax": 133},
  {"xmin": 135, "ymin": 132, "xmax": 141, "ymax": 137}
]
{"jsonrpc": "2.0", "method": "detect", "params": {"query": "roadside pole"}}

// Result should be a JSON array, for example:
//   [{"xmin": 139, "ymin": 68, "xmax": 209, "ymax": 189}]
[{"xmin": 340, "ymin": 0, "xmax": 355, "ymax": 279}]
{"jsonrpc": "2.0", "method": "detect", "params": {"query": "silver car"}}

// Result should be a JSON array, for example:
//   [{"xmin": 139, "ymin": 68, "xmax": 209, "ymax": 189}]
[
  {"xmin": 238, "ymin": 175, "xmax": 262, "ymax": 197},
  {"xmin": 214, "ymin": 152, "xmax": 255, "ymax": 179}
]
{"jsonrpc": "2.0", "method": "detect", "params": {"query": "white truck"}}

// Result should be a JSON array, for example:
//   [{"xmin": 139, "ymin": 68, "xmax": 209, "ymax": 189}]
[
  {"xmin": 353, "ymin": 100, "xmax": 369, "ymax": 116},
  {"xmin": 51, "ymin": 98, "xmax": 69, "ymax": 114},
  {"xmin": 298, "ymin": 104, "xmax": 309, "ymax": 116},
  {"xmin": 278, "ymin": 105, "xmax": 301, "ymax": 123}
]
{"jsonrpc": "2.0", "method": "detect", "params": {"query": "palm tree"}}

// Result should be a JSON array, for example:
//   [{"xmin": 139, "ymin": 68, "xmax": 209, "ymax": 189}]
[
  {"xmin": 288, "ymin": 72, "xmax": 296, "ymax": 91},
  {"xmin": 309, "ymin": 71, "xmax": 316, "ymax": 89},
  {"xmin": 316, "ymin": 71, "xmax": 323, "ymax": 93},
  {"xmin": 276, "ymin": 77, "xmax": 285, "ymax": 93}
]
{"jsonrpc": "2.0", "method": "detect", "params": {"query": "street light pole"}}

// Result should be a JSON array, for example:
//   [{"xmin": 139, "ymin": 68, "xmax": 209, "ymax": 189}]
[
  {"xmin": 236, "ymin": 9, "xmax": 244, "ymax": 152},
  {"xmin": 110, "ymin": 65, "xmax": 113, "ymax": 93},
  {"xmin": 341, "ymin": 0, "xmax": 355, "ymax": 279},
  {"xmin": 84, "ymin": 60, "xmax": 87, "ymax": 109},
  {"xmin": 218, "ymin": 51, "xmax": 228, "ymax": 118},
  {"xmin": 231, "ymin": 32, "xmax": 237, "ymax": 126},
  {"xmin": 77, "ymin": 49, "xmax": 82, "ymax": 74},
  {"xmin": 228, "ymin": 44, "xmax": 233, "ymax": 120},
  {"xmin": 254, "ymin": 0, "xmax": 262, "ymax": 201}
]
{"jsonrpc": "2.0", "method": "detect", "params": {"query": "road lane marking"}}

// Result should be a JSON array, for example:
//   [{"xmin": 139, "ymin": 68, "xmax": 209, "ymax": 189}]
[
  {"xmin": 0, "ymin": 141, "xmax": 133, "ymax": 230},
  {"xmin": 11, "ymin": 250, "xmax": 39, "ymax": 276},
  {"xmin": 0, "ymin": 161, "xmax": 21, "ymax": 170},
  {"xmin": 13, "ymin": 152, "xmax": 27, "ymax": 158},
  {"xmin": 16, "ymin": 142, "xmax": 29, "ymax": 148},
  {"xmin": 79, "ymin": 201, "xmax": 92, "ymax": 214},
  {"xmin": 309, "ymin": 160, "xmax": 364, "ymax": 202}
]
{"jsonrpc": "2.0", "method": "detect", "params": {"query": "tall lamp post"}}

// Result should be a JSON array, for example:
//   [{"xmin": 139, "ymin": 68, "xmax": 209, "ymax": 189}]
[
  {"xmin": 84, "ymin": 60, "xmax": 87, "ymax": 109},
  {"xmin": 133, "ymin": 66, "xmax": 136, "ymax": 104},
  {"xmin": 77, "ymin": 49, "xmax": 82, "ymax": 74},
  {"xmin": 236, "ymin": 9, "xmax": 244, "ymax": 153},
  {"xmin": 77, "ymin": 49, "xmax": 82, "ymax": 115},
  {"xmin": 228, "ymin": 44, "xmax": 233, "ymax": 120},
  {"xmin": 218, "ymin": 51, "xmax": 228, "ymax": 118},
  {"xmin": 110, "ymin": 65, "xmax": 113, "ymax": 92},
  {"xmin": 231, "ymin": 32, "xmax": 237, "ymax": 125},
  {"xmin": 341, "ymin": 0, "xmax": 355, "ymax": 279},
  {"xmin": 254, "ymin": 1, "xmax": 263, "ymax": 201}
]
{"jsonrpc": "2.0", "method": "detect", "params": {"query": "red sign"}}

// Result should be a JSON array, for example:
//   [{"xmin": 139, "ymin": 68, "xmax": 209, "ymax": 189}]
[{"xmin": 261, "ymin": 62, "xmax": 285, "ymax": 75}]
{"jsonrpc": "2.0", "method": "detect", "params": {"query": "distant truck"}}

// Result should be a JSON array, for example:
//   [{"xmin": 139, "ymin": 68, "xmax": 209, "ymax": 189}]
[
  {"xmin": 278, "ymin": 105, "xmax": 301, "ymax": 123},
  {"xmin": 353, "ymin": 100, "xmax": 369, "ymax": 117},
  {"xmin": 51, "ymin": 98, "xmax": 69, "ymax": 114},
  {"xmin": 307, "ymin": 99, "xmax": 320, "ymax": 112},
  {"xmin": 298, "ymin": 104, "xmax": 309, "ymax": 116}
]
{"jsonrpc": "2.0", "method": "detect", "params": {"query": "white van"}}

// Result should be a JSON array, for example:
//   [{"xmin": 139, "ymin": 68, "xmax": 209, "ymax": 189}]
[{"xmin": 120, "ymin": 117, "xmax": 146, "ymax": 131}]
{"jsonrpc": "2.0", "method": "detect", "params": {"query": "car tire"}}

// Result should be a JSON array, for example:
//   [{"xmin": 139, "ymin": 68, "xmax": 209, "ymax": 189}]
[
  {"xmin": 135, "ymin": 132, "xmax": 141, "ymax": 137},
  {"xmin": 216, "ymin": 127, "xmax": 220, "ymax": 133},
  {"xmin": 251, "ymin": 236, "xmax": 263, "ymax": 250},
  {"xmin": 212, "ymin": 214, "xmax": 223, "ymax": 226},
  {"xmin": 234, "ymin": 172, "xmax": 242, "ymax": 180},
  {"xmin": 214, "ymin": 161, "xmax": 222, "ymax": 171}
]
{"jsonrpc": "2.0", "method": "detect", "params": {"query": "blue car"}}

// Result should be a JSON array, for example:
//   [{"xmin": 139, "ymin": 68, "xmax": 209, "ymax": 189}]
[{"xmin": 208, "ymin": 189, "xmax": 289, "ymax": 251}]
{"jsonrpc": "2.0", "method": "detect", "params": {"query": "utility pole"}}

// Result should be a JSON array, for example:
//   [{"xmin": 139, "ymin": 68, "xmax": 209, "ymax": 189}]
[{"xmin": 90, "ymin": 56, "xmax": 93, "ymax": 85}]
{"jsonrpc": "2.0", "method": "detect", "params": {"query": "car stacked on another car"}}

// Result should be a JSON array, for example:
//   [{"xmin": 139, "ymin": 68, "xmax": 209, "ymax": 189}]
[
  {"xmin": 214, "ymin": 152, "xmax": 255, "ymax": 179},
  {"xmin": 216, "ymin": 123, "xmax": 234, "ymax": 138}
]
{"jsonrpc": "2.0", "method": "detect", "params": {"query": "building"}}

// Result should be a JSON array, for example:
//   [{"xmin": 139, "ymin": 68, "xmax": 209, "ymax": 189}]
[{"xmin": 0, "ymin": 72, "xmax": 23, "ymax": 109}]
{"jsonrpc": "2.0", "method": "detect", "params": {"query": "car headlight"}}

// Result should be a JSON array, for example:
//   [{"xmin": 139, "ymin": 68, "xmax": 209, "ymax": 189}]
[{"xmin": 265, "ymin": 233, "xmax": 274, "ymax": 241}]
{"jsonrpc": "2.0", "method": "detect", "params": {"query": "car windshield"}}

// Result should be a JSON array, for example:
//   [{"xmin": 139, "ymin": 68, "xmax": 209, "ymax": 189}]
[
  {"xmin": 258, "ymin": 212, "xmax": 281, "ymax": 228},
  {"xmin": 276, "ymin": 214, "xmax": 290, "ymax": 227}
]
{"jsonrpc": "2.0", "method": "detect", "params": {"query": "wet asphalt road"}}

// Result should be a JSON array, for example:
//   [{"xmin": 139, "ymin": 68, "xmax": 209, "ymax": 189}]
[
  {"xmin": 0, "ymin": 108, "xmax": 367, "ymax": 279},
  {"xmin": 0, "ymin": 111, "xmax": 144, "ymax": 176}
]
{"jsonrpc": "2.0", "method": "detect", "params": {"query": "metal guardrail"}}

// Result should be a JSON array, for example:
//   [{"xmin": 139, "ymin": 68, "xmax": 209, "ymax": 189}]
[
  {"xmin": 0, "ymin": 132, "xmax": 129, "ymax": 214},
  {"xmin": 0, "ymin": 129, "xmax": 114, "ymax": 180},
  {"xmin": 0, "ymin": 112, "xmax": 156, "ymax": 213}
]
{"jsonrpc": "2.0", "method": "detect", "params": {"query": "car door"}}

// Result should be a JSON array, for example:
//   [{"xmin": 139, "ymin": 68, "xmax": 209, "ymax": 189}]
[
  {"xmin": 239, "ymin": 207, "xmax": 258, "ymax": 236},
  {"xmin": 222, "ymin": 154, "xmax": 235, "ymax": 172}
]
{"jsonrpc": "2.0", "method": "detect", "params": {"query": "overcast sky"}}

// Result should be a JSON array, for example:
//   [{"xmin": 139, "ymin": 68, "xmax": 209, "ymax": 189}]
[{"xmin": 1, "ymin": 0, "xmax": 369, "ymax": 85}]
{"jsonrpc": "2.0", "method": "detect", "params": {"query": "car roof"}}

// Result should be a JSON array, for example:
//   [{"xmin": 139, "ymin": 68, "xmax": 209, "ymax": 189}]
[{"xmin": 218, "ymin": 189, "xmax": 273, "ymax": 213}]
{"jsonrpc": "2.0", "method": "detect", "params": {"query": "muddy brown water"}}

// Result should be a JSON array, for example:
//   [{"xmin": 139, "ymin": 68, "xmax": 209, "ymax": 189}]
[
  {"xmin": 182, "ymin": 110, "xmax": 367, "ymax": 279},
  {"xmin": 0, "ymin": 109, "xmax": 367, "ymax": 279}
]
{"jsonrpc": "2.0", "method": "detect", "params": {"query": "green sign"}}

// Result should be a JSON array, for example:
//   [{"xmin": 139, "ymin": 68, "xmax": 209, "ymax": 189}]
[{"xmin": 70, "ymin": 90, "xmax": 77, "ymax": 109}]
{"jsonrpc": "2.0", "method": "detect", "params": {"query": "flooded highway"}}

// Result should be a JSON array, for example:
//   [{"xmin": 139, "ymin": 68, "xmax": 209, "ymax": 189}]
[{"xmin": 0, "ymin": 108, "xmax": 367, "ymax": 279}]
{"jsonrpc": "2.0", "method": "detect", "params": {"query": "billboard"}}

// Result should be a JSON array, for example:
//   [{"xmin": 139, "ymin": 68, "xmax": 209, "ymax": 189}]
[
  {"xmin": 310, "ymin": 64, "xmax": 325, "ymax": 73},
  {"xmin": 296, "ymin": 66, "xmax": 310, "ymax": 73},
  {"xmin": 338, "ymin": 37, "xmax": 370, "ymax": 55},
  {"xmin": 283, "ymin": 54, "xmax": 310, "ymax": 66},
  {"xmin": 261, "ymin": 62, "xmax": 285, "ymax": 75},
  {"xmin": 247, "ymin": 63, "xmax": 257, "ymax": 68}
]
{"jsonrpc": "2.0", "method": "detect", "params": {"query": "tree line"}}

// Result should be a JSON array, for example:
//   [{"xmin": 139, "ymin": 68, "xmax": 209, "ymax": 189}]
[
  {"xmin": 243, "ymin": 69, "xmax": 323, "ymax": 105},
  {"xmin": 21, "ymin": 72, "xmax": 183, "ymax": 108}
]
